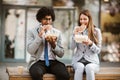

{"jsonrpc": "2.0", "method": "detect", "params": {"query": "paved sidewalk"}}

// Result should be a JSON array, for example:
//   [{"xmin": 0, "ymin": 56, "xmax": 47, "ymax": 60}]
[{"xmin": 0, "ymin": 62, "xmax": 27, "ymax": 80}]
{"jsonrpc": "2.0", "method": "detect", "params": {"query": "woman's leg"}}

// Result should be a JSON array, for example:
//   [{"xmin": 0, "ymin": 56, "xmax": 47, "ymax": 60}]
[
  {"xmin": 85, "ymin": 63, "xmax": 99, "ymax": 80},
  {"xmin": 73, "ymin": 62, "xmax": 85, "ymax": 80}
]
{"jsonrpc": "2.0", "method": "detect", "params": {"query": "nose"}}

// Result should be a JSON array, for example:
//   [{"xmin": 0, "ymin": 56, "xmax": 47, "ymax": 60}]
[
  {"xmin": 46, "ymin": 20, "xmax": 51, "ymax": 24},
  {"xmin": 81, "ymin": 19, "xmax": 84, "ymax": 22},
  {"xmin": 80, "ymin": 20, "xmax": 85, "ymax": 24}
]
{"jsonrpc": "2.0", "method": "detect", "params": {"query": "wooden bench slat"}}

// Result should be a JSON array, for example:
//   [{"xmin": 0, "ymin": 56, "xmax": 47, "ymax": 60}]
[
  {"xmin": 6, "ymin": 66, "xmax": 120, "ymax": 80},
  {"xmin": 6, "ymin": 67, "xmax": 56, "ymax": 80},
  {"xmin": 66, "ymin": 65, "xmax": 120, "ymax": 80}
]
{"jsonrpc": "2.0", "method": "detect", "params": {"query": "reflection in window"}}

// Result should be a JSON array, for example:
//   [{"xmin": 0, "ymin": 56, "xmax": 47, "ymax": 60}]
[
  {"xmin": 54, "ymin": 9, "xmax": 75, "ymax": 63},
  {"xmin": 5, "ymin": 35, "xmax": 14, "ymax": 58},
  {"xmin": 3, "ymin": 0, "xmax": 52, "ymax": 6},
  {"xmin": 4, "ymin": 9, "xmax": 25, "ymax": 59},
  {"xmin": 101, "ymin": 0, "xmax": 120, "ymax": 62}
]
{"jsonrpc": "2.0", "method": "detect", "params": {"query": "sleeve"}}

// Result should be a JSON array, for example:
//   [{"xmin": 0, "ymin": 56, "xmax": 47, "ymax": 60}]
[
  {"xmin": 69, "ymin": 34, "xmax": 77, "ymax": 50},
  {"xmin": 89, "ymin": 28, "xmax": 102, "ymax": 54},
  {"xmin": 26, "ymin": 29, "xmax": 43, "ymax": 55},
  {"xmin": 52, "ymin": 32, "xmax": 64, "ymax": 58}
]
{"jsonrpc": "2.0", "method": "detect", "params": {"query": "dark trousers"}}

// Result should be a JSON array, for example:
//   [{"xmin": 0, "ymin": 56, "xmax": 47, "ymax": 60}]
[{"xmin": 29, "ymin": 60, "xmax": 70, "ymax": 80}]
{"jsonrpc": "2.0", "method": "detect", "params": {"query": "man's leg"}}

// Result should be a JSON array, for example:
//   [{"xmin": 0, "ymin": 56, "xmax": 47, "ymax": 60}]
[
  {"xmin": 50, "ymin": 60, "xmax": 70, "ymax": 80},
  {"xmin": 29, "ymin": 60, "xmax": 47, "ymax": 80}
]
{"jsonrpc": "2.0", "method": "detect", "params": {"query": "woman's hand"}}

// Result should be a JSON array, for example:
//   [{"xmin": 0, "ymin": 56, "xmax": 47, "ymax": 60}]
[
  {"xmin": 79, "ymin": 24, "xmax": 86, "ymax": 32},
  {"xmin": 73, "ymin": 25, "xmax": 86, "ymax": 35},
  {"xmin": 82, "ymin": 38, "xmax": 93, "ymax": 46},
  {"xmin": 73, "ymin": 26, "xmax": 80, "ymax": 35}
]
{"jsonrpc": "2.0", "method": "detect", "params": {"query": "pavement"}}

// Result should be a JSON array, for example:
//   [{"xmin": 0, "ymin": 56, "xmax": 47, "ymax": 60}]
[{"xmin": 0, "ymin": 62, "xmax": 27, "ymax": 80}]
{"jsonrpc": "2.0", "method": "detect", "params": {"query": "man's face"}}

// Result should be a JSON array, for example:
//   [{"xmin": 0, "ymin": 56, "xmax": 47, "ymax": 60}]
[{"xmin": 41, "ymin": 15, "xmax": 52, "ymax": 25}]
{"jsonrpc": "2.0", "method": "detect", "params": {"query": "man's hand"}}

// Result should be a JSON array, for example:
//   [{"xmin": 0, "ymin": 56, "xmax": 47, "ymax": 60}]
[
  {"xmin": 38, "ymin": 25, "xmax": 52, "ymax": 37},
  {"xmin": 45, "ymin": 35, "xmax": 57, "ymax": 49},
  {"xmin": 43, "ymin": 25, "xmax": 52, "ymax": 31}
]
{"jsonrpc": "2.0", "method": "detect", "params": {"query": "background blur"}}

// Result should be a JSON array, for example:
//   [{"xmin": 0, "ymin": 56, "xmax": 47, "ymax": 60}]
[{"xmin": 0, "ymin": 0, "xmax": 120, "ymax": 64}]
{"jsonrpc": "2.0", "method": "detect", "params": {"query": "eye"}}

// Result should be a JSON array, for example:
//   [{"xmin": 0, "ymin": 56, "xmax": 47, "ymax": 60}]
[
  {"xmin": 43, "ymin": 18, "xmax": 52, "ymax": 21},
  {"xmin": 80, "ymin": 18, "xmax": 87, "ymax": 21}
]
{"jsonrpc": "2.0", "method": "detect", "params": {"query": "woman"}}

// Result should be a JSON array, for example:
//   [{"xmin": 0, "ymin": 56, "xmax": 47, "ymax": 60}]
[{"xmin": 70, "ymin": 9, "xmax": 102, "ymax": 80}]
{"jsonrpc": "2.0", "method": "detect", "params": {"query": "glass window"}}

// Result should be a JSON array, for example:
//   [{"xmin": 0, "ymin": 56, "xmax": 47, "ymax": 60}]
[
  {"xmin": 54, "ymin": 8, "xmax": 75, "ymax": 63},
  {"xmin": 4, "ymin": 8, "xmax": 25, "ymax": 59}
]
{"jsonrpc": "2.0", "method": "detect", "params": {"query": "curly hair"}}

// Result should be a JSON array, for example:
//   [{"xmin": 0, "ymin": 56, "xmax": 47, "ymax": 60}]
[{"xmin": 36, "ymin": 7, "xmax": 55, "ymax": 22}]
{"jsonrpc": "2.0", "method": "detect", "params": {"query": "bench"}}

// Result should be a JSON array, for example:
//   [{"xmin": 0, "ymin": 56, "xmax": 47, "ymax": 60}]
[
  {"xmin": 6, "ymin": 66, "xmax": 120, "ymax": 80},
  {"xmin": 67, "ymin": 65, "xmax": 120, "ymax": 80},
  {"xmin": 6, "ymin": 66, "xmax": 56, "ymax": 80}
]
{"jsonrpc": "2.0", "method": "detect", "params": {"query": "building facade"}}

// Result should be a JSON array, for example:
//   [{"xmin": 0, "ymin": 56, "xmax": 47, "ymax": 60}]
[{"xmin": 0, "ymin": 0, "xmax": 120, "ymax": 63}]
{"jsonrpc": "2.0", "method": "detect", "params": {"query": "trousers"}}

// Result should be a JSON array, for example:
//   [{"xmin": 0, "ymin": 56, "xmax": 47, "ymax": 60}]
[
  {"xmin": 29, "ymin": 60, "xmax": 70, "ymax": 80},
  {"xmin": 73, "ymin": 62, "xmax": 99, "ymax": 80}
]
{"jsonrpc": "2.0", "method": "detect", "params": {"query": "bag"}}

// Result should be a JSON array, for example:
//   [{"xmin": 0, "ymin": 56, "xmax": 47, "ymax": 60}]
[{"xmin": 78, "ymin": 57, "xmax": 91, "ymax": 65}]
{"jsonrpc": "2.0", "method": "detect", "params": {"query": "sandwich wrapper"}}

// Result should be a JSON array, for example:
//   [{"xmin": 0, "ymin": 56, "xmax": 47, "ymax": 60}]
[
  {"xmin": 45, "ymin": 32, "xmax": 57, "ymax": 38},
  {"xmin": 74, "ymin": 35, "xmax": 88, "ymax": 43}
]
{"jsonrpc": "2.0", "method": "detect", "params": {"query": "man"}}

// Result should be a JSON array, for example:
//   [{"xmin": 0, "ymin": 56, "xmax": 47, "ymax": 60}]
[{"xmin": 27, "ymin": 6, "xmax": 70, "ymax": 80}]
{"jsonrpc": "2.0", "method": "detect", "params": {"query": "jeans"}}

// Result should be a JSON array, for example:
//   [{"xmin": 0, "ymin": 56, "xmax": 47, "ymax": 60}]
[{"xmin": 73, "ymin": 62, "xmax": 99, "ymax": 80}]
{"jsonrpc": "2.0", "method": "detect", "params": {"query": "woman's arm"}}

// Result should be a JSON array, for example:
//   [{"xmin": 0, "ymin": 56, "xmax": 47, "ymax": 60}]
[
  {"xmin": 52, "ymin": 32, "xmax": 64, "ymax": 58},
  {"xmin": 69, "ymin": 34, "xmax": 77, "ymax": 50},
  {"xmin": 89, "ymin": 28, "xmax": 102, "ymax": 54}
]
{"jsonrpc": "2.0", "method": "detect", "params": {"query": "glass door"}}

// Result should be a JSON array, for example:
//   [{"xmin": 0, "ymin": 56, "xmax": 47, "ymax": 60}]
[{"xmin": 2, "ymin": 6, "xmax": 26, "ymax": 62}]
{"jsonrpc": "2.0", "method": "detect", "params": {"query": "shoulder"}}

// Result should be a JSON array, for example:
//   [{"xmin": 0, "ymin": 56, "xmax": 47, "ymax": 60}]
[
  {"xmin": 28, "ymin": 26, "xmax": 39, "ymax": 33},
  {"xmin": 94, "ymin": 27, "xmax": 101, "ymax": 31},
  {"xmin": 94, "ymin": 27, "xmax": 101, "ymax": 34},
  {"xmin": 27, "ymin": 26, "xmax": 39, "ymax": 36},
  {"xmin": 94, "ymin": 27, "xmax": 102, "ymax": 40},
  {"xmin": 52, "ymin": 27, "xmax": 61, "ymax": 34}
]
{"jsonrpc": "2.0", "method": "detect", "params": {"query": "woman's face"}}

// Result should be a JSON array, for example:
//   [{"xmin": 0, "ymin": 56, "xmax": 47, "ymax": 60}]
[{"xmin": 79, "ymin": 14, "xmax": 89, "ymax": 26}]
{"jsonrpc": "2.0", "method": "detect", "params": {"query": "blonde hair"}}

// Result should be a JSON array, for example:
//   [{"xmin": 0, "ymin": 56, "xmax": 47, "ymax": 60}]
[{"xmin": 78, "ymin": 10, "xmax": 98, "ymax": 44}]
